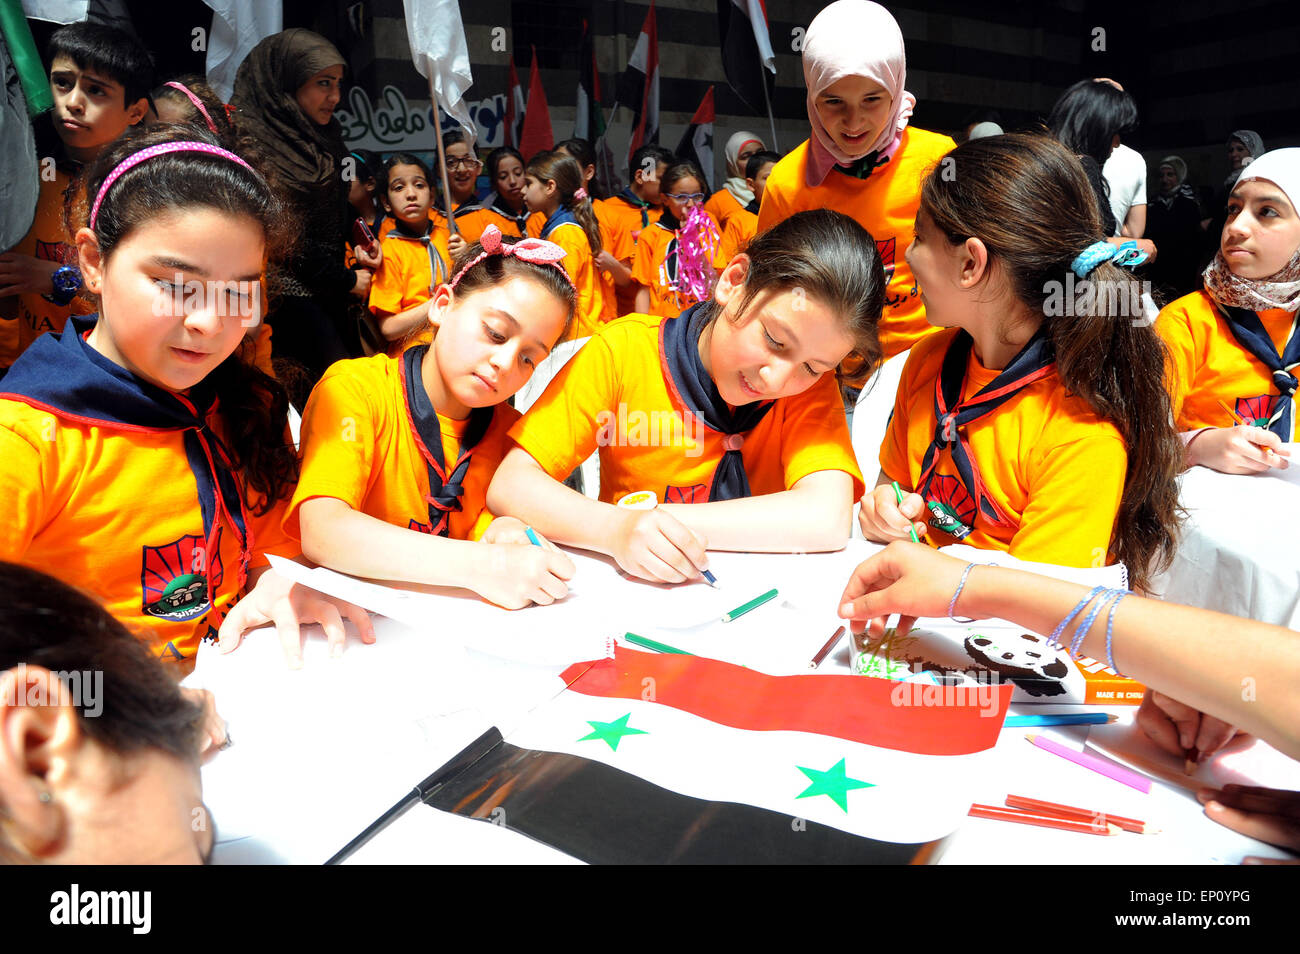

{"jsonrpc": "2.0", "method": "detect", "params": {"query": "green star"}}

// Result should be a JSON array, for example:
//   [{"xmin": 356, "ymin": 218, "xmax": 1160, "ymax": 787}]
[
  {"xmin": 578, "ymin": 712, "xmax": 649, "ymax": 751},
  {"xmin": 795, "ymin": 758, "xmax": 875, "ymax": 812}
]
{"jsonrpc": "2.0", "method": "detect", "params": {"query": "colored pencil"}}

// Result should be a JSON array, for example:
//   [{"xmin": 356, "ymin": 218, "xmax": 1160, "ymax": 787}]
[
  {"xmin": 892, "ymin": 481, "xmax": 921, "ymax": 543},
  {"xmin": 810, "ymin": 626, "xmax": 846, "ymax": 669},
  {"xmin": 524, "ymin": 526, "xmax": 542, "ymax": 547},
  {"xmin": 1184, "ymin": 745, "xmax": 1199, "ymax": 776},
  {"xmin": 701, "ymin": 568, "xmax": 719, "ymax": 588},
  {"xmin": 721, "ymin": 588, "xmax": 779, "ymax": 623},
  {"xmin": 1004, "ymin": 712, "xmax": 1116, "ymax": 727},
  {"xmin": 623, "ymin": 632, "xmax": 692, "ymax": 655},
  {"xmin": 1004, "ymin": 794, "xmax": 1156, "ymax": 834},
  {"xmin": 1219, "ymin": 399, "xmax": 1279, "ymax": 460},
  {"xmin": 1025, "ymin": 733, "xmax": 1152, "ymax": 793},
  {"xmin": 969, "ymin": 803, "xmax": 1120, "ymax": 836}
]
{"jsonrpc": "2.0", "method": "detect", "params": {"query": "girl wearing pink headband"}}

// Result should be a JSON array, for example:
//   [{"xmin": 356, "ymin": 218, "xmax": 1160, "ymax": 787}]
[
  {"xmin": 0, "ymin": 127, "xmax": 372, "ymax": 671},
  {"xmin": 152, "ymin": 76, "xmax": 235, "ymax": 145},
  {"xmin": 289, "ymin": 224, "xmax": 582, "ymax": 610},
  {"xmin": 757, "ymin": 0, "xmax": 956, "ymax": 360}
]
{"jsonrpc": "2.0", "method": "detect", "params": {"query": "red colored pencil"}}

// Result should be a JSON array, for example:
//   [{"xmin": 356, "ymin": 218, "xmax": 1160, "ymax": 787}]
[
  {"xmin": 969, "ymin": 803, "xmax": 1120, "ymax": 835},
  {"xmin": 1005, "ymin": 794, "xmax": 1156, "ymax": 834}
]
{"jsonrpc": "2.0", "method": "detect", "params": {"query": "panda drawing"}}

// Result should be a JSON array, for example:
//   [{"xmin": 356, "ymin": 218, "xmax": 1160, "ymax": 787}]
[{"xmin": 963, "ymin": 631, "xmax": 1071, "ymax": 697}]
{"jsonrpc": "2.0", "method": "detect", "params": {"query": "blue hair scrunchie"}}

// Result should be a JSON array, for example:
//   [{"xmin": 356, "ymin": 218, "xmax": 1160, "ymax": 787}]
[{"xmin": 1070, "ymin": 240, "xmax": 1148, "ymax": 279}]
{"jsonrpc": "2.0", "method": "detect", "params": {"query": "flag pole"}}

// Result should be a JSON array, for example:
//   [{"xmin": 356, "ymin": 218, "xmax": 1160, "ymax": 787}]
[
  {"xmin": 428, "ymin": 69, "xmax": 459, "ymax": 235},
  {"xmin": 759, "ymin": 62, "xmax": 778, "ymax": 151}
]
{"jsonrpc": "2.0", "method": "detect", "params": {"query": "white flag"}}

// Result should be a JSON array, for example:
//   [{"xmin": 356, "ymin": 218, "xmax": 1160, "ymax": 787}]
[
  {"xmin": 403, "ymin": 0, "xmax": 475, "ymax": 142},
  {"xmin": 202, "ymin": 0, "xmax": 282, "ymax": 102}
]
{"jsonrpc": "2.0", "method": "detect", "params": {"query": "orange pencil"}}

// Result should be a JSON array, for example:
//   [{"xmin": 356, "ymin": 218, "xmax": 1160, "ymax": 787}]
[
  {"xmin": 969, "ymin": 803, "xmax": 1120, "ymax": 836},
  {"xmin": 1005, "ymin": 794, "xmax": 1156, "ymax": 834}
]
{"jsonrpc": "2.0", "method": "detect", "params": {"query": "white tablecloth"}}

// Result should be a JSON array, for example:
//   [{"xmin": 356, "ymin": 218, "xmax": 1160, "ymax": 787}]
[{"xmin": 1152, "ymin": 464, "xmax": 1300, "ymax": 628}]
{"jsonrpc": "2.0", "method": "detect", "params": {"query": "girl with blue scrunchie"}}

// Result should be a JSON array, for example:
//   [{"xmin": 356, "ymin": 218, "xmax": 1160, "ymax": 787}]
[{"xmin": 859, "ymin": 133, "xmax": 1182, "ymax": 596}]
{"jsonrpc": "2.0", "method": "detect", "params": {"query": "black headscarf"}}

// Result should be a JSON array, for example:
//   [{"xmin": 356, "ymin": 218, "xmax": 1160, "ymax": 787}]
[{"xmin": 230, "ymin": 29, "xmax": 347, "ymax": 196}]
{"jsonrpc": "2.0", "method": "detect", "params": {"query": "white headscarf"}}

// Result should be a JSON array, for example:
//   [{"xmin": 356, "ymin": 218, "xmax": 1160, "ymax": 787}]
[
  {"xmin": 723, "ymin": 130, "xmax": 765, "ymax": 204},
  {"xmin": 1203, "ymin": 148, "xmax": 1300, "ymax": 313},
  {"xmin": 802, "ymin": 0, "xmax": 916, "ymax": 187}
]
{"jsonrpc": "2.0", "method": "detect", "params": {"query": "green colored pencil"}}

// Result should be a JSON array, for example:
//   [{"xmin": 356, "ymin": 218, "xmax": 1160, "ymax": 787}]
[
  {"xmin": 721, "ymin": 588, "xmax": 779, "ymax": 623},
  {"xmin": 892, "ymin": 480, "xmax": 921, "ymax": 543},
  {"xmin": 623, "ymin": 632, "xmax": 692, "ymax": 655}
]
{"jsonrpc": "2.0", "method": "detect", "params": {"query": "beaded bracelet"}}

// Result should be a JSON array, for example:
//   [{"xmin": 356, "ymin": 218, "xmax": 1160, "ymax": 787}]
[{"xmin": 1045, "ymin": 586, "xmax": 1105, "ymax": 651}]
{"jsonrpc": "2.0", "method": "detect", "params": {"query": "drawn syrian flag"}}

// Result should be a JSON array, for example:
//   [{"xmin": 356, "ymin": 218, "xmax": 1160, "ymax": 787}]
[
  {"xmin": 573, "ymin": 19, "xmax": 606, "ymax": 142},
  {"xmin": 420, "ymin": 647, "xmax": 1010, "ymax": 863},
  {"xmin": 617, "ymin": 1, "xmax": 660, "ymax": 165},
  {"xmin": 505, "ymin": 59, "xmax": 525, "ymax": 148},
  {"xmin": 676, "ymin": 86, "xmax": 716, "ymax": 190},
  {"xmin": 519, "ymin": 46, "xmax": 554, "ymax": 160},
  {"xmin": 717, "ymin": 0, "xmax": 776, "ymax": 115}
]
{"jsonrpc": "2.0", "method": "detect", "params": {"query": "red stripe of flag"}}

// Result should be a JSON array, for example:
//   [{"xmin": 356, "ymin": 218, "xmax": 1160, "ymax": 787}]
[{"xmin": 560, "ymin": 646, "xmax": 1011, "ymax": 756}]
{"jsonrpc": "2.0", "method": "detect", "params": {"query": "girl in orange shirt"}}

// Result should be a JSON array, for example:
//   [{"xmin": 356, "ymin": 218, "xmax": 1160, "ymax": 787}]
[
  {"xmin": 858, "ymin": 133, "xmax": 1181, "ymax": 592},
  {"xmin": 483, "ymin": 146, "xmax": 530, "ymax": 237},
  {"xmin": 632, "ymin": 160, "xmax": 722, "ymax": 319},
  {"xmin": 523, "ymin": 151, "xmax": 609, "ymax": 338}
]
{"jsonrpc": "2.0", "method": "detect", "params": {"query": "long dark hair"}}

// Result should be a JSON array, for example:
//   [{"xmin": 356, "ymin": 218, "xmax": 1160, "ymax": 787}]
[
  {"xmin": 526, "ymin": 151, "xmax": 602, "ymax": 256},
  {"xmin": 920, "ymin": 133, "xmax": 1180, "ymax": 590},
  {"xmin": 1047, "ymin": 79, "xmax": 1138, "ymax": 167},
  {"xmin": 70, "ymin": 125, "xmax": 298, "ymax": 514},
  {"xmin": 556, "ymin": 137, "xmax": 606, "ymax": 200},
  {"xmin": 707, "ymin": 208, "xmax": 885, "ymax": 386}
]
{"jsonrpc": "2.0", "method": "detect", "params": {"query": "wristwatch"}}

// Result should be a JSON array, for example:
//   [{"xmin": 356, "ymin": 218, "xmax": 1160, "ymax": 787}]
[{"xmin": 44, "ymin": 265, "xmax": 83, "ymax": 306}]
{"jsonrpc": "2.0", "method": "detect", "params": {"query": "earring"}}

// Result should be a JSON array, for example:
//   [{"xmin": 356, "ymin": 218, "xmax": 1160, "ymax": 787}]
[{"xmin": 37, "ymin": 789, "xmax": 51, "ymax": 804}]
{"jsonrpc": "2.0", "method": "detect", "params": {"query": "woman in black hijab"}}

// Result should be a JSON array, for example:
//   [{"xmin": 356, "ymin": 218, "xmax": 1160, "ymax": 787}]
[{"xmin": 232, "ymin": 29, "xmax": 372, "ymax": 399}]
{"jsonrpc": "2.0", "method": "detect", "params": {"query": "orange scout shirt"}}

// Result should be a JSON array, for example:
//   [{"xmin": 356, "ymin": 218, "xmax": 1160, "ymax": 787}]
[
  {"xmin": 757, "ymin": 128, "xmax": 956, "ymax": 359},
  {"xmin": 508, "ymin": 313, "xmax": 865, "ymax": 505},
  {"xmin": 714, "ymin": 207, "xmax": 758, "ymax": 270},
  {"xmin": 878, "ymin": 328, "xmax": 1128, "ymax": 568},
  {"xmin": 0, "ymin": 396, "xmax": 296, "ymax": 662},
  {"xmin": 541, "ymin": 218, "xmax": 608, "ymax": 340},
  {"xmin": 703, "ymin": 187, "xmax": 744, "ymax": 229},
  {"xmin": 285, "ymin": 352, "xmax": 517, "ymax": 543},
  {"xmin": 1, "ymin": 169, "xmax": 93, "ymax": 368},
  {"xmin": 631, "ymin": 215, "xmax": 722, "ymax": 320},
  {"xmin": 1156, "ymin": 289, "xmax": 1298, "ymax": 437},
  {"xmin": 369, "ymin": 227, "xmax": 452, "ymax": 318}
]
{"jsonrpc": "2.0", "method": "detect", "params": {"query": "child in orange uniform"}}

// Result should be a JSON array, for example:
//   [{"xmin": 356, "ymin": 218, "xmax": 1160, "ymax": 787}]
[
  {"xmin": 1156, "ymin": 148, "xmax": 1300, "ymax": 474},
  {"xmin": 488, "ymin": 210, "xmax": 884, "ymax": 583},
  {"xmin": 289, "ymin": 226, "xmax": 577, "ymax": 608},
  {"xmin": 632, "ymin": 160, "xmax": 722, "ymax": 318},
  {"xmin": 715, "ymin": 151, "xmax": 779, "ymax": 269},
  {"xmin": 523, "ymin": 151, "xmax": 609, "ymax": 338},
  {"xmin": 756, "ymin": 0, "xmax": 954, "ymax": 359},
  {"xmin": 600, "ymin": 144, "xmax": 672, "ymax": 317},
  {"xmin": 482, "ymin": 146, "xmax": 531, "ymax": 237},
  {"xmin": 369, "ymin": 154, "xmax": 452, "ymax": 351},
  {"xmin": 859, "ymin": 134, "xmax": 1182, "ymax": 592},
  {"xmin": 0, "ymin": 128, "xmax": 371, "ymax": 669}
]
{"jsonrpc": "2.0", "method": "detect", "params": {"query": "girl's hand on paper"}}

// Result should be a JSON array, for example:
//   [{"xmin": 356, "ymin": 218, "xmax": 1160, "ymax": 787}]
[
  {"xmin": 1197, "ymin": 785, "xmax": 1300, "ymax": 858},
  {"xmin": 1189, "ymin": 425, "xmax": 1290, "ymax": 473},
  {"xmin": 611, "ymin": 509, "xmax": 709, "ymax": 584},
  {"xmin": 837, "ymin": 541, "xmax": 971, "ymax": 638},
  {"xmin": 1137, "ymin": 689, "xmax": 1240, "ymax": 762},
  {"xmin": 477, "ymin": 544, "xmax": 575, "ymax": 609},
  {"xmin": 217, "ymin": 568, "xmax": 377, "ymax": 668},
  {"xmin": 857, "ymin": 484, "xmax": 928, "ymax": 543}
]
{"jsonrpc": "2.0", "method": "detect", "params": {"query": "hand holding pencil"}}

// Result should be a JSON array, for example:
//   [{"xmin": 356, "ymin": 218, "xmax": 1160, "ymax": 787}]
[
  {"xmin": 1136, "ymin": 689, "xmax": 1240, "ymax": 772},
  {"xmin": 1185, "ymin": 405, "xmax": 1291, "ymax": 473}
]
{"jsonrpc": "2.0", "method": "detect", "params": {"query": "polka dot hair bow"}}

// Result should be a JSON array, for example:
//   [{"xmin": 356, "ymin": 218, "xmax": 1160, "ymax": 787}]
[{"xmin": 449, "ymin": 224, "xmax": 572, "ymax": 290}]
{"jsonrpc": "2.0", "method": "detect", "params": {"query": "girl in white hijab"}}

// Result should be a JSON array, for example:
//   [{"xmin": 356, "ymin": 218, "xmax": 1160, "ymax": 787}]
[
  {"xmin": 703, "ymin": 131, "xmax": 766, "ymax": 228},
  {"xmin": 756, "ymin": 0, "xmax": 955, "ymax": 359}
]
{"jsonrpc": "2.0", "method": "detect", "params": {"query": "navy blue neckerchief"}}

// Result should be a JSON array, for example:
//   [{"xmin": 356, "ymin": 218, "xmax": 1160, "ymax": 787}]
[
  {"xmin": 389, "ymin": 219, "xmax": 448, "ymax": 288},
  {"xmin": 652, "ymin": 214, "xmax": 682, "ymax": 291},
  {"xmin": 540, "ymin": 206, "xmax": 579, "ymax": 239},
  {"xmin": 830, "ymin": 150, "xmax": 890, "ymax": 181},
  {"xmin": 487, "ymin": 193, "xmax": 528, "ymax": 236},
  {"xmin": 658, "ymin": 303, "xmax": 775, "ymax": 501},
  {"xmin": 616, "ymin": 187, "xmax": 652, "ymax": 229},
  {"xmin": 400, "ymin": 344, "xmax": 495, "ymax": 536},
  {"xmin": 1218, "ymin": 303, "xmax": 1300, "ymax": 441},
  {"xmin": 744, "ymin": 196, "xmax": 761, "ymax": 215},
  {"xmin": 917, "ymin": 329, "xmax": 1057, "ymax": 535},
  {"xmin": 0, "ymin": 316, "xmax": 253, "ymax": 587}
]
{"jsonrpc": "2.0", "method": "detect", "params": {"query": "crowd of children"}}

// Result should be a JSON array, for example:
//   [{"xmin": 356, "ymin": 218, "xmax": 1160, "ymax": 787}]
[{"xmin": 1, "ymin": 1, "xmax": 1298, "ymax": 863}]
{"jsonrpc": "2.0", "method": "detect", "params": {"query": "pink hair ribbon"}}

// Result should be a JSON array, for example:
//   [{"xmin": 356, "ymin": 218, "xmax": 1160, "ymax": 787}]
[
  {"xmin": 164, "ymin": 81, "xmax": 220, "ymax": 135},
  {"xmin": 89, "ymin": 141, "xmax": 258, "ymax": 230},
  {"xmin": 449, "ymin": 224, "xmax": 573, "ymax": 290}
]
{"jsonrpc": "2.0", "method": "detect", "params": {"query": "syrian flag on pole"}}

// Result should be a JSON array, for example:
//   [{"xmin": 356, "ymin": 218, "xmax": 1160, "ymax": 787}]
[
  {"xmin": 573, "ymin": 19, "xmax": 606, "ymax": 142},
  {"xmin": 617, "ymin": 1, "xmax": 660, "ymax": 165},
  {"xmin": 403, "ymin": 0, "xmax": 475, "ymax": 140},
  {"xmin": 418, "ymin": 648, "xmax": 1010, "ymax": 862},
  {"xmin": 504, "ymin": 60, "xmax": 525, "ymax": 148},
  {"xmin": 716, "ymin": 0, "xmax": 776, "ymax": 115},
  {"xmin": 519, "ymin": 46, "xmax": 554, "ymax": 161},
  {"xmin": 675, "ymin": 86, "xmax": 716, "ymax": 190}
]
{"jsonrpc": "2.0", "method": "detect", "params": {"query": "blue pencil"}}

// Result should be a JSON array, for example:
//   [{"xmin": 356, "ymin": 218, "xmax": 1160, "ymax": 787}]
[
  {"xmin": 1004, "ymin": 712, "xmax": 1114, "ymax": 728},
  {"xmin": 524, "ymin": 526, "xmax": 542, "ymax": 547}
]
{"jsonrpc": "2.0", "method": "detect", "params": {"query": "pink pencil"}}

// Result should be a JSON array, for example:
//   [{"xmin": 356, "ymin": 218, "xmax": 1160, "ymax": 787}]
[{"xmin": 1025, "ymin": 733, "xmax": 1152, "ymax": 794}]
